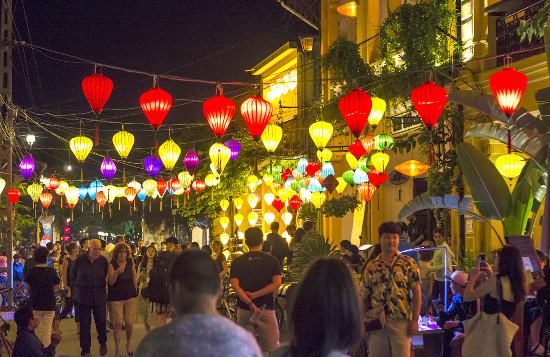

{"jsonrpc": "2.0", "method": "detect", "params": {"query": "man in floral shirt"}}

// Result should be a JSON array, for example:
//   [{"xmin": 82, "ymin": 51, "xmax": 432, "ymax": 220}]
[{"xmin": 362, "ymin": 222, "xmax": 421, "ymax": 357}]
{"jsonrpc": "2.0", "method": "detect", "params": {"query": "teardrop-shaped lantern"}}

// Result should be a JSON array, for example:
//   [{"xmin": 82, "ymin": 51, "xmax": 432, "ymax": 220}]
[
  {"xmin": 361, "ymin": 135, "xmax": 375, "ymax": 154},
  {"xmin": 143, "ymin": 155, "xmax": 163, "ymax": 177},
  {"xmin": 82, "ymin": 72, "xmax": 113, "ymax": 114},
  {"xmin": 184, "ymin": 150, "xmax": 200, "ymax": 172},
  {"xmin": 124, "ymin": 187, "xmax": 137, "ymax": 202},
  {"xmin": 178, "ymin": 171, "xmax": 194, "ymax": 189},
  {"xmin": 142, "ymin": 179, "xmax": 158, "ymax": 197},
  {"xmin": 64, "ymin": 186, "xmax": 80, "ymax": 208},
  {"xmin": 219, "ymin": 216, "xmax": 230, "ymax": 230},
  {"xmin": 100, "ymin": 156, "xmax": 117, "ymax": 181},
  {"xmin": 159, "ymin": 139, "xmax": 181, "ymax": 171},
  {"xmin": 248, "ymin": 212, "xmax": 259, "ymax": 225},
  {"xmin": 203, "ymin": 86, "xmax": 236, "ymax": 137},
  {"xmin": 140, "ymin": 86, "xmax": 173, "ymax": 129},
  {"xmin": 371, "ymin": 152, "xmax": 390, "ymax": 173},
  {"xmin": 19, "ymin": 154, "xmax": 35, "ymax": 180},
  {"xmin": 88, "ymin": 180, "xmax": 104, "ymax": 200},
  {"xmin": 263, "ymin": 212, "xmax": 275, "ymax": 225},
  {"xmin": 357, "ymin": 182, "xmax": 377, "ymax": 202},
  {"xmin": 27, "ymin": 183, "xmax": 43, "ymax": 203},
  {"xmin": 156, "ymin": 179, "xmax": 168, "ymax": 197},
  {"xmin": 411, "ymin": 81, "xmax": 448, "ymax": 130},
  {"xmin": 0, "ymin": 178, "xmax": 6, "ymax": 195},
  {"xmin": 220, "ymin": 199, "xmax": 230, "ymax": 211},
  {"xmin": 209, "ymin": 143, "xmax": 231, "ymax": 174},
  {"xmin": 489, "ymin": 67, "xmax": 528, "ymax": 117},
  {"xmin": 137, "ymin": 189, "xmax": 147, "ymax": 202},
  {"xmin": 264, "ymin": 192, "xmax": 275, "ymax": 206},
  {"xmin": 309, "ymin": 121, "xmax": 333, "ymax": 149},
  {"xmin": 368, "ymin": 97, "xmax": 386, "ymax": 128},
  {"xmin": 346, "ymin": 152, "xmax": 358, "ymax": 170},
  {"xmin": 339, "ymin": 88, "xmax": 372, "ymax": 138},
  {"xmin": 261, "ymin": 124, "xmax": 283, "ymax": 153},
  {"xmin": 224, "ymin": 140, "xmax": 241, "ymax": 161},
  {"xmin": 247, "ymin": 175, "xmax": 259, "ymax": 193},
  {"xmin": 112, "ymin": 127, "xmax": 134, "ymax": 159},
  {"xmin": 233, "ymin": 197, "xmax": 244, "ymax": 210},
  {"xmin": 79, "ymin": 186, "xmax": 88, "ymax": 200},
  {"xmin": 310, "ymin": 191, "xmax": 326, "ymax": 208},
  {"xmin": 247, "ymin": 193, "xmax": 259, "ymax": 209},
  {"xmin": 281, "ymin": 211, "xmax": 293, "ymax": 226},
  {"xmin": 7, "ymin": 187, "xmax": 20, "ymax": 204},
  {"xmin": 96, "ymin": 191, "xmax": 107, "ymax": 207},
  {"xmin": 240, "ymin": 96, "xmax": 272, "ymax": 139},
  {"xmin": 234, "ymin": 213, "xmax": 244, "ymax": 227},
  {"xmin": 70, "ymin": 135, "xmax": 93, "ymax": 162},
  {"xmin": 40, "ymin": 191, "xmax": 53, "ymax": 209}
]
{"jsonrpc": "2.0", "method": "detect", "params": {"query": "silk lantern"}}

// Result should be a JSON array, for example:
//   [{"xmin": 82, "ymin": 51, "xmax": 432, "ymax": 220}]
[
  {"xmin": 100, "ymin": 156, "xmax": 117, "ymax": 181},
  {"xmin": 70, "ymin": 135, "xmax": 93, "ymax": 163},
  {"xmin": 353, "ymin": 168, "xmax": 368, "ymax": 185},
  {"xmin": 184, "ymin": 150, "xmax": 200, "ymax": 172},
  {"xmin": 261, "ymin": 124, "xmax": 283, "ymax": 153},
  {"xmin": 142, "ymin": 179, "xmax": 158, "ymax": 197},
  {"xmin": 288, "ymin": 195, "xmax": 303, "ymax": 211},
  {"xmin": 346, "ymin": 152, "xmax": 358, "ymax": 170},
  {"xmin": 140, "ymin": 85, "xmax": 173, "ymax": 129},
  {"xmin": 143, "ymin": 156, "xmax": 162, "ymax": 177},
  {"xmin": 40, "ymin": 191, "xmax": 53, "ymax": 209},
  {"xmin": 19, "ymin": 154, "xmax": 35, "ymax": 180},
  {"xmin": 224, "ymin": 140, "xmax": 241, "ymax": 161},
  {"xmin": 263, "ymin": 212, "xmax": 275, "ymax": 225},
  {"xmin": 495, "ymin": 153, "xmax": 525, "ymax": 179},
  {"xmin": 233, "ymin": 197, "xmax": 244, "ymax": 210},
  {"xmin": 240, "ymin": 96, "xmax": 272, "ymax": 139},
  {"xmin": 263, "ymin": 173, "xmax": 274, "ymax": 187},
  {"xmin": 361, "ymin": 135, "xmax": 375, "ymax": 154},
  {"xmin": 272, "ymin": 196, "xmax": 285, "ymax": 212},
  {"xmin": 368, "ymin": 97, "xmax": 386, "ymax": 128},
  {"xmin": 0, "ymin": 178, "xmax": 5, "ymax": 195},
  {"xmin": 297, "ymin": 158, "xmax": 308, "ymax": 174},
  {"xmin": 395, "ymin": 160, "xmax": 429, "ymax": 177},
  {"xmin": 27, "ymin": 183, "xmax": 43, "ymax": 203},
  {"xmin": 203, "ymin": 85, "xmax": 236, "ymax": 137},
  {"xmin": 234, "ymin": 213, "xmax": 244, "ymax": 227},
  {"xmin": 157, "ymin": 179, "xmax": 168, "ymax": 197},
  {"xmin": 247, "ymin": 194, "xmax": 259, "ymax": 209},
  {"xmin": 247, "ymin": 212, "xmax": 259, "ymax": 225},
  {"xmin": 88, "ymin": 180, "xmax": 104, "ymax": 200},
  {"xmin": 220, "ymin": 199, "xmax": 229, "ymax": 211},
  {"xmin": 309, "ymin": 121, "xmax": 333, "ymax": 149},
  {"xmin": 247, "ymin": 175, "xmax": 259, "ymax": 192},
  {"xmin": 7, "ymin": 187, "xmax": 20, "ymax": 204},
  {"xmin": 371, "ymin": 152, "xmax": 390, "ymax": 173},
  {"xmin": 205, "ymin": 174, "xmax": 220, "ymax": 187},
  {"xmin": 317, "ymin": 149, "xmax": 332, "ymax": 163},
  {"xmin": 342, "ymin": 170, "xmax": 355, "ymax": 185},
  {"xmin": 339, "ymin": 88, "xmax": 372, "ymax": 138},
  {"xmin": 137, "ymin": 189, "xmax": 147, "ymax": 202},
  {"xmin": 191, "ymin": 180, "xmax": 206, "ymax": 191},
  {"xmin": 48, "ymin": 177, "xmax": 60, "ymax": 191},
  {"xmin": 64, "ymin": 186, "xmax": 80, "ymax": 208},
  {"xmin": 349, "ymin": 139, "xmax": 367, "ymax": 159},
  {"xmin": 306, "ymin": 162, "xmax": 321, "ymax": 177},
  {"xmin": 159, "ymin": 139, "xmax": 181, "ymax": 171},
  {"xmin": 82, "ymin": 72, "xmax": 113, "ymax": 114},
  {"xmin": 490, "ymin": 67, "xmax": 528, "ymax": 117},
  {"xmin": 321, "ymin": 162, "xmax": 335, "ymax": 179},
  {"xmin": 209, "ymin": 143, "xmax": 231, "ymax": 174},
  {"xmin": 79, "ymin": 186, "xmax": 88, "ymax": 200},
  {"xmin": 112, "ymin": 126, "xmax": 134, "ymax": 159},
  {"xmin": 281, "ymin": 211, "xmax": 293, "ymax": 226},
  {"xmin": 178, "ymin": 171, "xmax": 193, "ymax": 189},
  {"xmin": 220, "ymin": 216, "xmax": 230, "ymax": 230},
  {"xmin": 322, "ymin": 174, "xmax": 337, "ymax": 193},
  {"xmin": 411, "ymin": 81, "xmax": 448, "ymax": 130},
  {"xmin": 368, "ymin": 171, "xmax": 388, "ymax": 187},
  {"xmin": 358, "ymin": 182, "xmax": 377, "ymax": 202},
  {"xmin": 374, "ymin": 133, "xmax": 394, "ymax": 151},
  {"xmin": 124, "ymin": 187, "xmax": 137, "ymax": 202},
  {"xmin": 96, "ymin": 191, "xmax": 107, "ymax": 208},
  {"xmin": 310, "ymin": 191, "xmax": 326, "ymax": 208}
]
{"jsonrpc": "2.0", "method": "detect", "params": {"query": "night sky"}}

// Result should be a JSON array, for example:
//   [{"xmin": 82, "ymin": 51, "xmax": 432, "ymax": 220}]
[{"xmin": 10, "ymin": 0, "xmax": 315, "ymax": 177}]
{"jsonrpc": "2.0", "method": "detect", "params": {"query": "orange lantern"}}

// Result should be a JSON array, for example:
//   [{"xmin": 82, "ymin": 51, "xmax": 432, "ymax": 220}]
[
  {"xmin": 124, "ymin": 187, "xmax": 137, "ymax": 202},
  {"xmin": 394, "ymin": 160, "xmax": 429, "ymax": 177},
  {"xmin": 40, "ymin": 191, "xmax": 53, "ymax": 209},
  {"xmin": 357, "ymin": 182, "xmax": 377, "ymax": 202}
]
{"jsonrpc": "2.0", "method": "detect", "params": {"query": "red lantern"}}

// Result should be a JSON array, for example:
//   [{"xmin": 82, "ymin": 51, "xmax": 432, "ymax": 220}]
[
  {"xmin": 168, "ymin": 178, "xmax": 181, "ymax": 192},
  {"xmin": 40, "ymin": 192, "xmax": 53, "ymax": 209},
  {"xmin": 288, "ymin": 195, "xmax": 303, "ymax": 211},
  {"xmin": 411, "ymin": 81, "xmax": 448, "ymax": 130},
  {"xmin": 240, "ymin": 96, "xmax": 272, "ymax": 139},
  {"xmin": 203, "ymin": 86, "xmax": 236, "ymax": 138},
  {"xmin": 490, "ymin": 67, "xmax": 528, "ymax": 117},
  {"xmin": 156, "ymin": 179, "xmax": 168, "ymax": 197},
  {"xmin": 7, "ymin": 188, "xmax": 20, "ymax": 205},
  {"xmin": 124, "ymin": 187, "xmax": 137, "ymax": 202},
  {"xmin": 321, "ymin": 174, "xmax": 337, "ymax": 193},
  {"xmin": 357, "ymin": 182, "xmax": 376, "ymax": 202},
  {"xmin": 140, "ymin": 86, "xmax": 173, "ymax": 129},
  {"xmin": 368, "ymin": 170, "xmax": 388, "ymax": 187},
  {"xmin": 305, "ymin": 162, "xmax": 321, "ymax": 177},
  {"xmin": 96, "ymin": 191, "xmax": 107, "ymax": 207},
  {"xmin": 48, "ymin": 177, "xmax": 60, "ymax": 191},
  {"xmin": 338, "ymin": 88, "xmax": 372, "ymax": 138},
  {"xmin": 349, "ymin": 139, "xmax": 367, "ymax": 159},
  {"xmin": 191, "ymin": 180, "xmax": 206, "ymax": 191},
  {"xmin": 272, "ymin": 196, "xmax": 285, "ymax": 212},
  {"xmin": 361, "ymin": 135, "xmax": 375, "ymax": 155},
  {"xmin": 281, "ymin": 169, "xmax": 293, "ymax": 182},
  {"xmin": 82, "ymin": 72, "xmax": 113, "ymax": 114}
]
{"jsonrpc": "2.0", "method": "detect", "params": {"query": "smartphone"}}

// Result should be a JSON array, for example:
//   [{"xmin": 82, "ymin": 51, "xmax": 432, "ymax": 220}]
[{"xmin": 478, "ymin": 253, "xmax": 487, "ymax": 270}]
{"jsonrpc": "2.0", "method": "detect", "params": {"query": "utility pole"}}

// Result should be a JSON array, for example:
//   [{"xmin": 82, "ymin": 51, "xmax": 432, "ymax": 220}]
[{"xmin": 0, "ymin": 0, "xmax": 14, "ymax": 307}]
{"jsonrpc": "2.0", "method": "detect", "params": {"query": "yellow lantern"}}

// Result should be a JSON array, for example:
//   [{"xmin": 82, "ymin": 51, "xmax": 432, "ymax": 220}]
[
  {"xmin": 261, "ymin": 124, "xmax": 283, "ymax": 153},
  {"xmin": 112, "ymin": 126, "xmax": 135, "ymax": 159},
  {"xmin": 209, "ymin": 143, "xmax": 231, "ymax": 174},
  {"xmin": 64, "ymin": 186, "xmax": 80, "ymax": 207},
  {"xmin": 174, "ymin": 188, "xmax": 185, "ymax": 195},
  {"xmin": 368, "ymin": 97, "xmax": 387, "ymax": 128},
  {"xmin": 277, "ymin": 188, "xmax": 291, "ymax": 203},
  {"xmin": 178, "ymin": 171, "xmax": 194, "ymax": 189},
  {"xmin": 55, "ymin": 181, "xmax": 69, "ymax": 196},
  {"xmin": 127, "ymin": 179, "xmax": 142, "ymax": 192},
  {"xmin": 263, "ymin": 192, "xmax": 275, "ymax": 205},
  {"xmin": 309, "ymin": 121, "xmax": 333, "ymax": 149},
  {"xmin": 317, "ymin": 148, "xmax": 333, "ymax": 163},
  {"xmin": 263, "ymin": 211, "xmax": 275, "ymax": 225},
  {"xmin": 220, "ymin": 216, "xmax": 230, "ymax": 230},
  {"xmin": 205, "ymin": 174, "xmax": 220, "ymax": 187},
  {"xmin": 115, "ymin": 186, "xmax": 125, "ymax": 198},
  {"xmin": 247, "ymin": 193, "xmax": 259, "ymax": 209},
  {"xmin": 495, "ymin": 153, "xmax": 525, "ymax": 179},
  {"xmin": 223, "ymin": 250, "xmax": 230, "ymax": 260},
  {"xmin": 220, "ymin": 199, "xmax": 229, "ymax": 211},
  {"xmin": 346, "ymin": 152, "xmax": 358, "ymax": 169},
  {"xmin": 247, "ymin": 212, "xmax": 259, "ymax": 225},
  {"xmin": 234, "ymin": 213, "xmax": 244, "ymax": 227},
  {"xmin": 262, "ymin": 173, "xmax": 274, "ymax": 187},
  {"xmin": 336, "ymin": 177, "xmax": 347, "ymax": 194},
  {"xmin": 0, "ymin": 178, "xmax": 5, "ymax": 195},
  {"xmin": 106, "ymin": 185, "xmax": 118, "ymax": 203},
  {"xmin": 310, "ymin": 191, "xmax": 326, "ymax": 208},
  {"xmin": 27, "ymin": 183, "xmax": 43, "ymax": 203},
  {"xmin": 247, "ymin": 174, "xmax": 259, "ymax": 193},
  {"xmin": 142, "ymin": 179, "xmax": 157, "ymax": 197},
  {"xmin": 234, "ymin": 197, "xmax": 244, "ymax": 210},
  {"xmin": 158, "ymin": 138, "xmax": 181, "ymax": 171},
  {"xmin": 371, "ymin": 152, "xmax": 390, "ymax": 173},
  {"xmin": 282, "ymin": 211, "xmax": 293, "ymax": 225},
  {"xmin": 70, "ymin": 135, "xmax": 93, "ymax": 162},
  {"xmin": 395, "ymin": 160, "xmax": 429, "ymax": 177},
  {"xmin": 220, "ymin": 233, "xmax": 230, "ymax": 246},
  {"xmin": 282, "ymin": 230, "xmax": 292, "ymax": 244}
]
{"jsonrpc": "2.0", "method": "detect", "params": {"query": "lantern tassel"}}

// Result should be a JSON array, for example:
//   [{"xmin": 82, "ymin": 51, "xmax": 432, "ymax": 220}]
[
  {"xmin": 507, "ymin": 129, "xmax": 512, "ymax": 154},
  {"xmin": 160, "ymin": 199, "xmax": 163, "ymax": 212},
  {"xmin": 149, "ymin": 199, "xmax": 151, "ymax": 212}
]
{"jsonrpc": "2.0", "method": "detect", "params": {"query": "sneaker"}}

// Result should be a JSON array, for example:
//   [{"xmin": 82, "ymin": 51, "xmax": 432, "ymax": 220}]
[
  {"xmin": 81, "ymin": 351, "xmax": 91, "ymax": 357},
  {"xmin": 99, "ymin": 343, "xmax": 107, "ymax": 356}
]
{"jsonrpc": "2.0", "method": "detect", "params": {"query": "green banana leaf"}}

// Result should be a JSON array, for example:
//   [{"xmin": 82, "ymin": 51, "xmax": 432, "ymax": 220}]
[
  {"xmin": 398, "ymin": 193, "xmax": 470, "ymax": 221},
  {"xmin": 503, "ymin": 165, "xmax": 534, "ymax": 236},
  {"xmin": 456, "ymin": 143, "xmax": 511, "ymax": 220}
]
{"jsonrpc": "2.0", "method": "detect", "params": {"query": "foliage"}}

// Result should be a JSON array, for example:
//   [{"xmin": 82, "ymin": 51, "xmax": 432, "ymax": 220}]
[
  {"xmin": 289, "ymin": 234, "xmax": 336, "ymax": 281},
  {"xmin": 322, "ymin": 194, "xmax": 360, "ymax": 218},
  {"xmin": 459, "ymin": 253, "xmax": 477, "ymax": 273},
  {"xmin": 297, "ymin": 202, "xmax": 318, "ymax": 223},
  {"xmin": 517, "ymin": 0, "xmax": 550, "ymax": 43}
]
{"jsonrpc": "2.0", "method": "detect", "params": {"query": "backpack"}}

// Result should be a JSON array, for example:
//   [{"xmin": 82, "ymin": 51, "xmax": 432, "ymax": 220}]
[{"xmin": 142, "ymin": 252, "xmax": 174, "ymax": 305}]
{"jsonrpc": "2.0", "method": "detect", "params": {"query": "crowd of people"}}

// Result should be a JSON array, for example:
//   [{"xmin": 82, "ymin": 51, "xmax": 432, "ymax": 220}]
[{"xmin": 1, "ymin": 217, "xmax": 549, "ymax": 356}]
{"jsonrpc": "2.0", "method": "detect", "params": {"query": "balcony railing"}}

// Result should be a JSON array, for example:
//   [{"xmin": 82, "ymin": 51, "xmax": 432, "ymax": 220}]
[{"xmin": 496, "ymin": 0, "xmax": 546, "ymax": 66}]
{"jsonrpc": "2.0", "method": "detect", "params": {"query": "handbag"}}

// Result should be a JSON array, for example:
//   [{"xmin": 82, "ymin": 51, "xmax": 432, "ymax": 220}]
[
  {"xmin": 364, "ymin": 305, "xmax": 386, "ymax": 331},
  {"xmin": 462, "ymin": 276, "xmax": 519, "ymax": 357}
]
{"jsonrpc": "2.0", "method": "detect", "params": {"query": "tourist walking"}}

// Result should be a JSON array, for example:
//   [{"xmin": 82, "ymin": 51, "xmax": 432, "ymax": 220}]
[
  {"xmin": 262, "ymin": 222, "xmax": 290, "ymax": 268},
  {"xmin": 72, "ymin": 239, "xmax": 109, "ymax": 357},
  {"xmin": 23, "ymin": 246, "xmax": 61, "ymax": 347},
  {"xmin": 12, "ymin": 303, "xmax": 62, "ymax": 357},
  {"xmin": 362, "ymin": 222, "xmax": 421, "ymax": 357},
  {"xmin": 59, "ymin": 242, "xmax": 80, "ymax": 322},
  {"xmin": 135, "ymin": 250, "xmax": 261, "ymax": 357},
  {"xmin": 210, "ymin": 240, "xmax": 228, "ymax": 278},
  {"xmin": 231, "ymin": 227, "xmax": 282, "ymax": 353},
  {"xmin": 108, "ymin": 243, "xmax": 138, "ymax": 357},
  {"xmin": 136, "ymin": 245, "xmax": 158, "ymax": 332},
  {"xmin": 273, "ymin": 257, "xmax": 361, "ymax": 356}
]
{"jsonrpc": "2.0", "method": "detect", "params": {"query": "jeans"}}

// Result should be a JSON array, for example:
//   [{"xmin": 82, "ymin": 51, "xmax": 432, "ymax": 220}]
[
  {"xmin": 78, "ymin": 302, "xmax": 107, "ymax": 354},
  {"xmin": 0, "ymin": 275, "xmax": 7, "ymax": 306}
]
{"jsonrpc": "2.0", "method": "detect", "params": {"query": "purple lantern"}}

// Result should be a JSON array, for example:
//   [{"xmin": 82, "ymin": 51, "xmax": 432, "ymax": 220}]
[
  {"xmin": 224, "ymin": 140, "xmax": 241, "ymax": 161},
  {"xmin": 100, "ymin": 156, "xmax": 117, "ymax": 181},
  {"xmin": 184, "ymin": 150, "xmax": 200, "ymax": 172},
  {"xmin": 143, "ymin": 155, "xmax": 162, "ymax": 177},
  {"xmin": 19, "ymin": 154, "xmax": 35, "ymax": 180}
]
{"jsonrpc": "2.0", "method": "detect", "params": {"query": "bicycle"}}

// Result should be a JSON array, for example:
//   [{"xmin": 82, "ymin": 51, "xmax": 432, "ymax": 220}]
[{"xmin": 218, "ymin": 278, "xmax": 238, "ymax": 322}]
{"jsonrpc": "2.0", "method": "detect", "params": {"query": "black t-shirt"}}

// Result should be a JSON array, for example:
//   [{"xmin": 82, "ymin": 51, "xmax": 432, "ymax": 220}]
[
  {"xmin": 230, "ymin": 251, "xmax": 281, "ymax": 310},
  {"xmin": 24, "ymin": 266, "xmax": 60, "ymax": 311}
]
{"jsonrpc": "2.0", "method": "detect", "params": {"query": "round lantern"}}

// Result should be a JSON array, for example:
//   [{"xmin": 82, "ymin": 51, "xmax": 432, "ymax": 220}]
[
  {"xmin": 395, "ymin": 160, "xmax": 429, "ymax": 177},
  {"xmin": 282, "ymin": 211, "xmax": 293, "ymax": 226},
  {"xmin": 70, "ymin": 135, "xmax": 93, "ymax": 162},
  {"xmin": 247, "ymin": 212, "xmax": 259, "ymax": 225},
  {"xmin": 240, "ymin": 96, "xmax": 272, "ymax": 139},
  {"xmin": 234, "ymin": 213, "xmax": 244, "ymax": 227},
  {"xmin": 7, "ymin": 187, "xmax": 20, "ymax": 205},
  {"xmin": 374, "ymin": 133, "xmax": 394, "ymax": 151},
  {"xmin": 371, "ymin": 152, "xmax": 390, "ymax": 173},
  {"xmin": 48, "ymin": 177, "xmax": 60, "ymax": 191},
  {"xmin": 143, "ymin": 155, "xmax": 162, "ymax": 177},
  {"xmin": 263, "ymin": 212, "xmax": 275, "ymax": 225},
  {"xmin": 309, "ymin": 121, "xmax": 333, "ymax": 149},
  {"xmin": 55, "ymin": 181, "xmax": 69, "ymax": 196},
  {"xmin": 233, "ymin": 197, "xmax": 244, "ymax": 210},
  {"xmin": 247, "ymin": 193, "xmax": 259, "ymax": 209},
  {"xmin": 205, "ymin": 174, "xmax": 220, "ymax": 187},
  {"xmin": 140, "ymin": 85, "xmax": 173, "ymax": 129},
  {"xmin": 88, "ymin": 180, "xmax": 104, "ymax": 200},
  {"xmin": 27, "ymin": 183, "xmax": 43, "ymax": 203},
  {"xmin": 490, "ymin": 67, "xmax": 528, "ymax": 117},
  {"xmin": 209, "ymin": 143, "xmax": 231, "ymax": 174},
  {"xmin": 338, "ymin": 88, "xmax": 372, "ymax": 138},
  {"xmin": 361, "ymin": 135, "xmax": 376, "ymax": 154},
  {"xmin": 358, "ymin": 182, "xmax": 377, "ymax": 202},
  {"xmin": 220, "ymin": 199, "xmax": 230, "ymax": 211},
  {"xmin": 159, "ymin": 139, "xmax": 181, "ymax": 171},
  {"xmin": 353, "ymin": 168, "xmax": 368, "ymax": 185},
  {"xmin": 82, "ymin": 72, "xmax": 113, "ymax": 114},
  {"xmin": 100, "ymin": 156, "xmax": 117, "ymax": 181},
  {"xmin": 40, "ymin": 191, "xmax": 53, "ymax": 209},
  {"xmin": 495, "ymin": 153, "xmax": 525, "ymax": 179},
  {"xmin": 65, "ymin": 186, "xmax": 80, "ymax": 208},
  {"xmin": 112, "ymin": 126, "xmax": 134, "ymax": 159},
  {"xmin": 178, "ymin": 171, "xmax": 194, "ymax": 189},
  {"xmin": 343, "ymin": 170, "xmax": 355, "ymax": 185},
  {"xmin": 261, "ymin": 124, "xmax": 283, "ymax": 153},
  {"xmin": 143, "ymin": 179, "xmax": 158, "ymax": 197},
  {"xmin": 203, "ymin": 86, "xmax": 236, "ymax": 137},
  {"xmin": 224, "ymin": 140, "xmax": 241, "ymax": 161},
  {"xmin": 137, "ymin": 189, "xmax": 147, "ymax": 202},
  {"xmin": 349, "ymin": 139, "xmax": 367, "ymax": 159},
  {"xmin": 263, "ymin": 173, "xmax": 274, "ymax": 187},
  {"xmin": 184, "ymin": 150, "xmax": 200, "ymax": 172},
  {"xmin": 96, "ymin": 191, "xmax": 107, "ymax": 207},
  {"xmin": 191, "ymin": 180, "xmax": 206, "ymax": 191},
  {"xmin": 19, "ymin": 154, "xmax": 35, "ymax": 180},
  {"xmin": 368, "ymin": 97, "xmax": 386, "ymax": 128},
  {"xmin": 310, "ymin": 191, "xmax": 326, "ymax": 208},
  {"xmin": 288, "ymin": 195, "xmax": 303, "ymax": 211},
  {"xmin": 124, "ymin": 187, "xmax": 137, "ymax": 202},
  {"xmin": 411, "ymin": 81, "xmax": 448, "ymax": 130},
  {"xmin": 220, "ymin": 216, "xmax": 230, "ymax": 230}
]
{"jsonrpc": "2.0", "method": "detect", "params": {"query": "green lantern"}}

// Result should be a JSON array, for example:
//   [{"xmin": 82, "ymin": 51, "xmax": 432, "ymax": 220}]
[
  {"xmin": 342, "ymin": 170, "xmax": 355, "ymax": 186},
  {"xmin": 374, "ymin": 133, "xmax": 394, "ymax": 151},
  {"xmin": 357, "ymin": 157, "xmax": 369, "ymax": 172}
]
